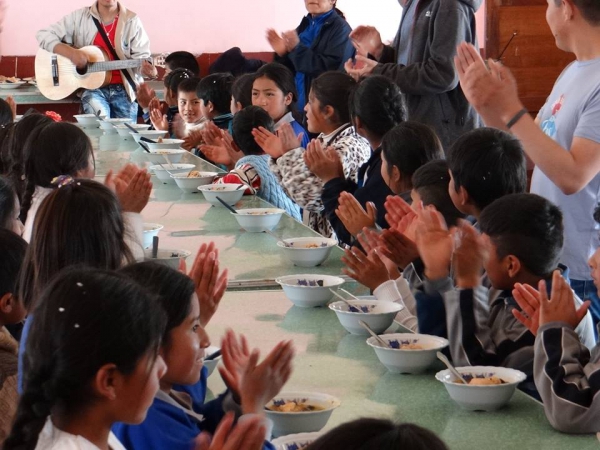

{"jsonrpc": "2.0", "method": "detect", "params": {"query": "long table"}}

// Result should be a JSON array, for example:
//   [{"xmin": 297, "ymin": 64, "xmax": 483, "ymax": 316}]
[{"xmin": 90, "ymin": 129, "xmax": 597, "ymax": 449}]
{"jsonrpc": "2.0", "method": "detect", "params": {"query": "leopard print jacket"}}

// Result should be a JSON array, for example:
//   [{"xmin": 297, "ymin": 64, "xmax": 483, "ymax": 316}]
[{"xmin": 269, "ymin": 126, "xmax": 371, "ymax": 238}]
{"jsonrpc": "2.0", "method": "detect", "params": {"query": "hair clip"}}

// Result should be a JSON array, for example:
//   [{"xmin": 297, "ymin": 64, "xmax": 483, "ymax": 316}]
[{"xmin": 51, "ymin": 175, "xmax": 76, "ymax": 188}]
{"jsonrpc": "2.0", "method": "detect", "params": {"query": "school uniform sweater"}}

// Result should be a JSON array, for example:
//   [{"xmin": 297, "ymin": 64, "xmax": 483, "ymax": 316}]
[
  {"xmin": 321, "ymin": 147, "xmax": 393, "ymax": 247},
  {"xmin": 534, "ymin": 322, "xmax": 600, "ymax": 433},
  {"xmin": 415, "ymin": 272, "xmax": 596, "ymax": 394},
  {"xmin": 112, "ymin": 377, "xmax": 274, "ymax": 450}
]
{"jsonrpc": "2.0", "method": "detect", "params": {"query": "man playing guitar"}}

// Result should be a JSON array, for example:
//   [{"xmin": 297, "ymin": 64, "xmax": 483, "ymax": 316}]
[{"xmin": 37, "ymin": 0, "xmax": 157, "ymax": 120}]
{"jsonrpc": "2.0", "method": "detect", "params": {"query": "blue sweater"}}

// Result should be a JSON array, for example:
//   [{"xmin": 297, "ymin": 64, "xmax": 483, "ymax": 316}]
[{"xmin": 112, "ymin": 370, "xmax": 274, "ymax": 450}]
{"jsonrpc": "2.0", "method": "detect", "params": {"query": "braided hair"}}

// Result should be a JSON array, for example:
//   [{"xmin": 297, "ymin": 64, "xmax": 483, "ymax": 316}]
[
  {"xmin": 349, "ymin": 75, "xmax": 407, "ymax": 138},
  {"xmin": 4, "ymin": 268, "xmax": 165, "ymax": 450}
]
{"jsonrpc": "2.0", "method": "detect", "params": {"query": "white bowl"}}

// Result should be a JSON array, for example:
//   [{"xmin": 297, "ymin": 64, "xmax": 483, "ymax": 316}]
[
  {"xmin": 202, "ymin": 346, "xmax": 222, "ymax": 377},
  {"xmin": 145, "ymin": 138, "xmax": 185, "ymax": 151},
  {"xmin": 132, "ymin": 129, "xmax": 169, "ymax": 143},
  {"xmin": 277, "ymin": 237, "xmax": 337, "ymax": 267},
  {"xmin": 367, "ymin": 333, "xmax": 449, "ymax": 374},
  {"xmin": 149, "ymin": 164, "xmax": 195, "ymax": 183},
  {"xmin": 146, "ymin": 149, "xmax": 187, "ymax": 164},
  {"xmin": 435, "ymin": 366, "xmax": 527, "ymax": 411},
  {"xmin": 232, "ymin": 208, "xmax": 285, "ymax": 233},
  {"xmin": 114, "ymin": 123, "xmax": 150, "ymax": 137},
  {"xmin": 329, "ymin": 300, "xmax": 402, "ymax": 335},
  {"xmin": 272, "ymin": 432, "xmax": 322, "ymax": 450},
  {"xmin": 265, "ymin": 392, "xmax": 341, "ymax": 438},
  {"xmin": 172, "ymin": 172, "xmax": 218, "ymax": 193},
  {"xmin": 73, "ymin": 113, "xmax": 102, "ymax": 127},
  {"xmin": 275, "ymin": 274, "xmax": 345, "ymax": 308},
  {"xmin": 142, "ymin": 223, "xmax": 163, "ymax": 249},
  {"xmin": 143, "ymin": 248, "xmax": 192, "ymax": 270},
  {"xmin": 198, "ymin": 184, "xmax": 245, "ymax": 206}
]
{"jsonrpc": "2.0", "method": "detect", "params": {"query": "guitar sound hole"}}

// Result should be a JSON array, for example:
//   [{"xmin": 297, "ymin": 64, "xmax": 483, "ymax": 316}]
[{"xmin": 76, "ymin": 65, "xmax": 88, "ymax": 75}]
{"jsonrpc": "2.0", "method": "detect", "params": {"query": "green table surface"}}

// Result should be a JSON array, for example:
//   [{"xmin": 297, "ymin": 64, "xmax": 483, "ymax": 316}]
[
  {"xmin": 205, "ymin": 290, "xmax": 598, "ymax": 450},
  {"xmin": 91, "ymin": 127, "xmax": 596, "ymax": 449},
  {"xmin": 92, "ymin": 131, "xmax": 361, "ymax": 290}
]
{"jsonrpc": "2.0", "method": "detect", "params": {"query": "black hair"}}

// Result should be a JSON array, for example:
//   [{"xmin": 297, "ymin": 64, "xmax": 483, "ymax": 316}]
[
  {"xmin": 310, "ymin": 71, "xmax": 357, "ymax": 126},
  {"xmin": 178, "ymin": 77, "xmax": 201, "ymax": 95},
  {"xmin": 20, "ymin": 122, "xmax": 94, "ymax": 223},
  {"xmin": 4, "ymin": 268, "xmax": 165, "ymax": 450},
  {"xmin": 197, "ymin": 73, "xmax": 235, "ymax": 115},
  {"xmin": 349, "ymin": 75, "xmax": 407, "ymax": 138},
  {"xmin": 332, "ymin": 0, "xmax": 346, "ymax": 19},
  {"xmin": 0, "ymin": 122, "xmax": 15, "ymax": 173},
  {"xmin": 382, "ymin": 122, "xmax": 444, "ymax": 189},
  {"xmin": 594, "ymin": 204, "xmax": 600, "ymax": 225},
  {"xmin": 164, "ymin": 68, "xmax": 195, "ymax": 93},
  {"xmin": 306, "ymin": 419, "xmax": 449, "ymax": 450},
  {"xmin": 0, "ymin": 176, "xmax": 18, "ymax": 230},
  {"xmin": 447, "ymin": 127, "xmax": 527, "ymax": 212},
  {"xmin": 231, "ymin": 73, "xmax": 255, "ymax": 109},
  {"xmin": 19, "ymin": 179, "xmax": 134, "ymax": 311},
  {"xmin": 165, "ymin": 50, "xmax": 200, "ymax": 76},
  {"xmin": 412, "ymin": 160, "xmax": 465, "ymax": 227},
  {"xmin": 232, "ymin": 106, "xmax": 274, "ymax": 156},
  {"xmin": 554, "ymin": 0, "xmax": 600, "ymax": 25},
  {"xmin": 2, "ymin": 113, "xmax": 53, "ymax": 199},
  {"xmin": 479, "ymin": 193, "xmax": 564, "ymax": 278},
  {"xmin": 253, "ymin": 62, "xmax": 299, "ymax": 113},
  {"xmin": 0, "ymin": 98, "xmax": 13, "ymax": 127},
  {"xmin": 0, "ymin": 229, "xmax": 27, "ymax": 298},
  {"xmin": 120, "ymin": 262, "xmax": 195, "ymax": 345}
]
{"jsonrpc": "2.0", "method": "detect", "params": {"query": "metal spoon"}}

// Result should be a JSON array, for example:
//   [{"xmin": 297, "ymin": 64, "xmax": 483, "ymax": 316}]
[
  {"xmin": 436, "ymin": 351, "xmax": 467, "ymax": 384},
  {"xmin": 152, "ymin": 236, "xmax": 159, "ymax": 259},
  {"xmin": 359, "ymin": 320, "xmax": 391, "ymax": 348},
  {"xmin": 124, "ymin": 122, "xmax": 139, "ymax": 134},
  {"xmin": 204, "ymin": 349, "xmax": 222, "ymax": 361},
  {"xmin": 265, "ymin": 229, "xmax": 289, "ymax": 247}
]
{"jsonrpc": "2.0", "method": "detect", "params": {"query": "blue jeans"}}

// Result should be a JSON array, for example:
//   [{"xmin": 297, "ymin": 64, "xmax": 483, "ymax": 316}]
[
  {"xmin": 571, "ymin": 279, "xmax": 600, "ymax": 338},
  {"xmin": 81, "ymin": 84, "xmax": 137, "ymax": 122}
]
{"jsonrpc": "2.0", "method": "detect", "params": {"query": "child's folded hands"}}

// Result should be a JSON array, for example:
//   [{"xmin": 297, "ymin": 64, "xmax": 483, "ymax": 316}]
[
  {"xmin": 414, "ymin": 205, "xmax": 455, "ymax": 281},
  {"xmin": 452, "ymin": 220, "xmax": 488, "ymax": 289},
  {"xmin": 303, "ymin": 139, "xmax": 343, "ymax": 183},
  {"xmin": 335, "ymin": 192, "xmax": 376, "ymax": 237}
]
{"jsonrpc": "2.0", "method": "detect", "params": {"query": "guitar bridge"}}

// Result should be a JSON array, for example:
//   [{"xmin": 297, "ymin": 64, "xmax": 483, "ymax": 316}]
[{"xmin": 51, "ymin": 55, "xmax": 59, "ymax": 86}]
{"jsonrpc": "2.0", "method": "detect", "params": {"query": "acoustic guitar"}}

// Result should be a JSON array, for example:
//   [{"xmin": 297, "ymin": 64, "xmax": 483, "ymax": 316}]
[{"xmin": 35, "ymin": 45, "xmax": 150, "ymax": 100}]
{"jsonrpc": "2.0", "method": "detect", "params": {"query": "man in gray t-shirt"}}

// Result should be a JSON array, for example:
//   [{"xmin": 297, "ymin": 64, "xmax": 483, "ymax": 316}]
[{"xmin": 455, "ymin": 0, "xmax": 600, "ymax": 327}]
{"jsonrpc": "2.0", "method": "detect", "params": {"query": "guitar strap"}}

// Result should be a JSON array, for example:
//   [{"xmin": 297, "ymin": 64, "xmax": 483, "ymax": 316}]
[{"xmin": 92, "ymin": 16, "xmax": 138, "ymax": 93}]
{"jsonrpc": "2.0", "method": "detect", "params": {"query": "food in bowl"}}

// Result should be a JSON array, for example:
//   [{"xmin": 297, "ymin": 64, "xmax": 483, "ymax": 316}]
[
  {"xmin": 233, "ymin": 208, "xmax": 285, "ymax": 233},
  {"xmin": 265, "ymin": 392, "xmax": 340, "ymax": 437},
  {"xmin": 267, "ymin": 400, "xmax": 325, "ymax": 413},
  {"xmin": 435, "ymin": 365, "xmax": 527, "ymax": 411},
  {"xmin": 330, "ymin": 300, "xmax": 402, "ymax": 335},
  {"xmin": 278, "ymin": 237, "xmax": 337, "ymax": 268},
  {"xmin": 198, "ymin": 184, "xmax": 245, "ymax": 206},
  {"xmin": 276, "ymin": 274, "xmax": 344, "ymax": 308},
  {"xmin": 172, "ymin": 172, "xmax": 218, "ymax": 193},
  {"xmin": 367, "ymin": 333, "xmax": 449, "ymax": 374},
  {"xmin": 271, "ymin": 432, "xmax": 322, "ymax": 450},
  {"xmin": 143, "ymin": 248, "xmax": 192, "ymax": 270},
  {"xmin": 149, "ymin": 164, "xmax": 195, "ymax": 183}
]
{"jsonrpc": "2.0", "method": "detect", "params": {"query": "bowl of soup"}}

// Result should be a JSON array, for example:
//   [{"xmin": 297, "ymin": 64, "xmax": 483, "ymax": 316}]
[
  {"xmin": 277, "ymin": 237, "xmax": 337, "ymax": 267},
  {"xmin": 232, "ymin": 208, "xmax": 285, "ymax": 233},
  {"xmin": 329, "ymin": 300, "xmax": 402, "ymax": 335},
  {"xmin": 265, "ymin": 392, "xmax": 341, "ymax": 437},
  {"xmin": 275, "ymin": 274, "xmax": 345, "ymax": 308},
  {"xmin": 197, "ymin": 183, "xmax": 245, "ymax": 206}
]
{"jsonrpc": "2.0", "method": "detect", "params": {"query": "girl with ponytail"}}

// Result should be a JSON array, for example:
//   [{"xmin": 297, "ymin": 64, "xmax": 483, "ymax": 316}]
[{"xmin": 4, "ymin": 268, "xmax": 166, "ymax": 450}]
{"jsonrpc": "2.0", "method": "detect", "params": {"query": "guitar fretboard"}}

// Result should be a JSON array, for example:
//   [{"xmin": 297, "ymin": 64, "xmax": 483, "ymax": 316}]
[{"xmin": 87, "ymin": 59, "xmax": 144, "ymax": 73}]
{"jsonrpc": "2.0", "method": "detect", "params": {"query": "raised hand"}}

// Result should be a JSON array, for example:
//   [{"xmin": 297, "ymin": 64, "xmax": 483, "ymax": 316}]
[
  {"xmin": 136, "ymin": 82, "xmax": 156, "ymax": 109},
  {"xmin": 201, "ymin": 121, "xmax": 224, "ymax": 146},
  {"xmin": 342, "ymin": 246, "xmax": 390, "ymax": 291},
  {"xmin": 303, "ymin": 139, "xmax": 343, "ymax": 182},
  {"xmin": 6, "ymin": 95, "xmax": 16, "ymax": 120},
  {"xmin": 378, "ymin": 228, "xmax": 419, "ymax": 271},
  {"xmin": 194, "ymin": 411, "xmax": 266, "ymax": 450},
  {"xmin": 150, "ymin": 105, "xmax": 168, "ymax": 131},
  {"xmin": 335, "ymin": 192, "xmax": 376, "ymax": 237},
  {"xmin": 282, "ymin": 30, "xmax": 300, "ymax": 52},
  {"xmin": 357, "ymin": 228, "xmax": 402, "ymax": 279},
  {"xmin": 344, "ymin": 56, "xmax": 378, "ymax": 81},
  {"xmin": 385, "ymin": 196, "xmax": 417, "ymax": 233},
  {"xmin": 189, "ymin": 242, "xmax": 228, "ymax": 327},
  {"xmin": 414, "ymin": 205, "xmax": 454, "ymax": 280},
  {"xmin": 199, "ymin": 144, "xmax": 232, "ymax": 166},
  {"xmin": 512, "ymin": 282, "xmax": 542, "ymax": 336},
  {"xmin": 252, "ymin": 126, "xmax": 284, "ymax": 159},
  {"xmin": 266, "ymin": 29, "xmax": 288, "ymax": 57},
  {"xmin": 240, "ymin": 341, "xmax": 294, "ymax": 415},
  {"xmin": 219, "ymin": 329, "xmax": 251, "ymax": 402},
  {"xmin": 349, "ymin": 25, "xmax": 384, "ymax": 58},
  {"xmin": 452, "ymin": 221, "xmax": 488, "ymax": 288},
  {"xmin": 106, "ymin": 165, "xmax": 152, "ymax": 213}
]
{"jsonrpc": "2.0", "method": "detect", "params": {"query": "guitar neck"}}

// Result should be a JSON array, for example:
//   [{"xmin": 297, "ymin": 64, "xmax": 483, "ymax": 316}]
[{"xmin": 88, "ymin": 59, "xmax": 145, "ymax": 73}]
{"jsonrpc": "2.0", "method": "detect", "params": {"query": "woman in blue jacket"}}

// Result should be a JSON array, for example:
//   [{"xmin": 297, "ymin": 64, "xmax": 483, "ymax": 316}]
[{"xmin": 266, "ymin": 0, "xmax": 354, "ymax": 111}]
